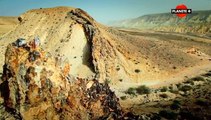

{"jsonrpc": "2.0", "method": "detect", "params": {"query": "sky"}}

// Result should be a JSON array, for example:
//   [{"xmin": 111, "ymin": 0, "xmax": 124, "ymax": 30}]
[{"xmin": 0, "ymin": 0, "xmax": 211, "ymax": 24}]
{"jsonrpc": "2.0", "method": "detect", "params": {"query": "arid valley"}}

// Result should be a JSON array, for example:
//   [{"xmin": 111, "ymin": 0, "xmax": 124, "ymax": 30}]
[{"xmin": 0, "ymin": 6, "xmax": 211, "ymax": 120}]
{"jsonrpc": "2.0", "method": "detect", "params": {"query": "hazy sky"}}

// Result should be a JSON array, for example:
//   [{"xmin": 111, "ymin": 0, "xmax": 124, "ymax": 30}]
[{"xmin": 0, "ymin": 0, "xmax": 211, "ymax": 24}]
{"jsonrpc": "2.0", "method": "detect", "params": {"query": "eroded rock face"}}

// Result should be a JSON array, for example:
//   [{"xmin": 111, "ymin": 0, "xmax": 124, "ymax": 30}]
[
  {"xmin": 0, "ymin": 41, "xmax": 139, "ymax": 120},
  {"xmin": 68, "ymin": 8, "xmax": 119, "ymax": 82}
]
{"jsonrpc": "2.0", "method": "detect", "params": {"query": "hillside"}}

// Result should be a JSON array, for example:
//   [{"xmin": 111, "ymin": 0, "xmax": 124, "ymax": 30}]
[
  {"xmin": 0, "ymin": 16, "xmax": 18, "ymax": 36},
  {"xmin": 111, "ymin": 10, "xmax": 211, "ymax": 35}
]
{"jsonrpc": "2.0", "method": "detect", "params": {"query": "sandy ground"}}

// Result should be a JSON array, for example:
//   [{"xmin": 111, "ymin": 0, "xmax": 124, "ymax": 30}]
[
  {"xmin": 110, "ymin": 29, "xmax": 211, "ymax": 97},
  {"xmin": 0, "ymin": 17, "xmax": 18, "ymax": 36},
  {"xmin": 151, "ymin": 61, "xmax": 211, "ymax": 88}
]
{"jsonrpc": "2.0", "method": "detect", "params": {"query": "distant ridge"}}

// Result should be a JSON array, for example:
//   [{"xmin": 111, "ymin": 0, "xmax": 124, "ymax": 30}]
[{"xmin": 111, "ymin": 10, "xmax": 211, "ymax": 35}]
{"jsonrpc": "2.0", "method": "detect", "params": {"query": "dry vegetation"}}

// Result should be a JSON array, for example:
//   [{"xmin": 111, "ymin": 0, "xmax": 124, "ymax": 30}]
[{"xmin": 120, "ymin": 71, "xmax": 211, "ymax": 119}]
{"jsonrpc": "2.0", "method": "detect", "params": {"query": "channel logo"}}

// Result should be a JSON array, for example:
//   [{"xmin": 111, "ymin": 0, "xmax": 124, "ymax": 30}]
[{"xmin": 171, "ymin": 4, "xmax": 192, "ymax": 18}]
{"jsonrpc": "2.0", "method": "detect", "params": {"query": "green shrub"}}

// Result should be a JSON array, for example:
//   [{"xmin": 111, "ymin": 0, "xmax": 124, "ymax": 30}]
[
  {"xmin": 179, "ymin": 85, "xmax": 192, "ymax": 92},
  {"xmin": 202, "ymin": 72, "xmax": 211, "ymax": 77},
  {"xmin": 169, "ymin": 86, "xmax": 173, "ymax": 90},
  {"xmin": 170, "ymin": 90, "xmax": 179, "ymax": 94},
  {"xmin": 136, "ymin": 85, "xmax": 151, "ymax": 95},
  {"xmin": 126, "ymin": 87, "xmax": 136, "ymax": 95},
  {"xmin": 184, "ymin": 79, "xmax": 194, "ymax": 85},
  {"xmin": 160, "ymin": 86, "xmax": 168, "ymax": 92},
  {"xmin": 120, "ymin": 96, "xmax": 127, "ymax": 100},
  {"xmin": 206, "ymin": 72, "xmax": 211, "ymax": 76},
  {"xmin": 116, "ymin": 68, "xmax": 120, "ymax": 71},
  {"xmin": 191, "ymin": 76, "xmax": 205, "ymax": 81},
  {"xmin": 176, "ymin": 83, "xmax": 182, "ymax": 88}
]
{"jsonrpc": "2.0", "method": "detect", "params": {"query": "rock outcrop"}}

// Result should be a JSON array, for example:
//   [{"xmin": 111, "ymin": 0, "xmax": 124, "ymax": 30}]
[
  {"xmin": 0, "ymin": 7, "xmax": 144, "ymax": 84},
  {"xmin": 0, "ymin": 40, "xmax": 140, "ymax": 120}
]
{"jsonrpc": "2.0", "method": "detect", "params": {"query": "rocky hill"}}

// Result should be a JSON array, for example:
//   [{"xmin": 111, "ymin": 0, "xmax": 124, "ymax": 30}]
[
  {"xmin": 111, "ymin": 10, "xmax": 211, "ymax": 35},
  {"xmin": 0, "ymin": 7, "xmax": 118, "ymax": 82}
]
